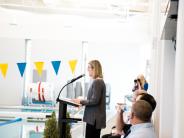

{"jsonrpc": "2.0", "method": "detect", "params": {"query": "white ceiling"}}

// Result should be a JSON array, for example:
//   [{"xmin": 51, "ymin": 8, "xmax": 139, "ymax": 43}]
[
  {"xmin": 0, "ymin": 0, "xmax": 150, "ymax": 18},
  {"xmin": 0, "ymin": 0, "xmax": 152, "ymax": 43}
]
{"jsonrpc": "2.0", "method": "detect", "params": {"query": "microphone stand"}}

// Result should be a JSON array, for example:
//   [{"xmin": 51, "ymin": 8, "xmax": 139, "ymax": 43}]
[
  {"xmin": 56, "ymin": 81, "xmax": 72, "ymax": 103},
  {"xmin": 56, "ymin": 76, "xmax": 83, "ymax": 138},
  {"xmin": 56, "ymin": 74, "xmax": 85, "ymax": 103},
  {"xmin": 56, "ymin": 81, "xmax": 72, "ymax": 138}
]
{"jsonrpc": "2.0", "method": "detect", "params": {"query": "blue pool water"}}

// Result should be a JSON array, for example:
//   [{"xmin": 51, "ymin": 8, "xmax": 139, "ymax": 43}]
[
  {"xmin": 0, "ymin": 117, "xmax": 44, "ymax": 138},
  {"xmin": 0, "ymin": 118, "xmax": 23, "ymax": 138},
  {"xmin": 0, "ymin": 120, "xmax": 44, "ymax": 138}
]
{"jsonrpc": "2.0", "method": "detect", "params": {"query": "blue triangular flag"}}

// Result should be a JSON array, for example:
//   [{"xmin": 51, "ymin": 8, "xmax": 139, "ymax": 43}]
[
  {"xmin": 17, "ymin": 62, "xmax": 26, "ymax": 77},
  {"xmin": 51, "ymin": 61, "xmax": 61, "ymax": 75}
]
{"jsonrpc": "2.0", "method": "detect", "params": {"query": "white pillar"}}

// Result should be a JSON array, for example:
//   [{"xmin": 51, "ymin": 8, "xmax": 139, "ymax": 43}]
[
  {"xmin": 159, "ymin": 40, "xmax": 175, "ymax": 138},
  {"xmin": 150, "ymin": 0, "xmax": 161, "ymax": 137},
  {"xmin": 173, "ymin": 1, "xmax": 184, "ymax": 138},
  {"xmin": 23, "ymin": 39, "xmax": 32, "ymax": 105}
]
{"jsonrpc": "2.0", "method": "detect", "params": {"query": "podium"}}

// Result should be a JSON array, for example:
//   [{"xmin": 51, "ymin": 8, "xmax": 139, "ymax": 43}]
[{"xmin": 57, "ymin": 98, "xmax": 81, "ymax": 138}]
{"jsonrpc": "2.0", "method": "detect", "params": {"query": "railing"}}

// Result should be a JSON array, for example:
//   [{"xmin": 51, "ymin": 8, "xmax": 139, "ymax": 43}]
[{"xmin": 0, "ymin": 117, "xmax": 22, "ymax": 127}]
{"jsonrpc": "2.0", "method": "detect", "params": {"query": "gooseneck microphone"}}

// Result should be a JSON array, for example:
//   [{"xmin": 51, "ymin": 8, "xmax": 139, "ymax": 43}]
[
  {"xmin": 70, "ymin": 74, "xmax": 85, "ymax": 83},
  {"xmin": 56, "ymin": 74, "xmax": 85, "ymax": 102}
]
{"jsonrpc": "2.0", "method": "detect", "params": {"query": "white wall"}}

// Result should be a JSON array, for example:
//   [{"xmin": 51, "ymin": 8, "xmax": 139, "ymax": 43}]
[
  {"xmin": 87, "ymin": 41, "xmax": 150, "ymax": 109},
  {"xmin": 0, "ymin": 38, "xmax": 84, "ymax": 106},
  {"xmin": 31, "ymin": 39, "xmax": 83, "ymax": 98},
  {"xmin": 0, "ymin": 38, "xmax": 25, "ymax": 105}
]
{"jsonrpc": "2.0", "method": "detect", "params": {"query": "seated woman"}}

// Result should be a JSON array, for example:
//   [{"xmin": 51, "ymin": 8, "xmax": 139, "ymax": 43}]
[{"xmin": 132, "ymin": 74, "xmax": 148, "ymax": 92}]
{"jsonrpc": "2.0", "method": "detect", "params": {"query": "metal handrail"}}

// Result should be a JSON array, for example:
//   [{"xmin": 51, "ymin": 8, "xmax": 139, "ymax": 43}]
[{"xmin": 0, "ymin": 118, "xmax": 22, "ymax": 127}]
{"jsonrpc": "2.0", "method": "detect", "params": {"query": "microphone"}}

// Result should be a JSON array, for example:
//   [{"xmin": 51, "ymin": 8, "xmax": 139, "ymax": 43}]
[{"xmin": 70, "ymin": 74, "xmax": 85, "ymax": 83}]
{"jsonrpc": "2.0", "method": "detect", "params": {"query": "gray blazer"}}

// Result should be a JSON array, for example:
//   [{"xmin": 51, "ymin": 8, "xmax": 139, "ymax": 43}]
[{"xmin": 80, "ymin": 79, "xmax": 106, "ymax": 129}]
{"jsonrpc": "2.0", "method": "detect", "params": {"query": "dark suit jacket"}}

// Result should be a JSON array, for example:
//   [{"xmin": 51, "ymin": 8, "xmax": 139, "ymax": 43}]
[{"xmin": 80, "ymin": 79, "xmax": 106, "ymax": 129}]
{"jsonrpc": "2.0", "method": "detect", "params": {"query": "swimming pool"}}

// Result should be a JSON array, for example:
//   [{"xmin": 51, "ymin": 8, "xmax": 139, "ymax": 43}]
[{"xmin": 0, "ymin": 106, "xmax": 55, "ymax": 138}]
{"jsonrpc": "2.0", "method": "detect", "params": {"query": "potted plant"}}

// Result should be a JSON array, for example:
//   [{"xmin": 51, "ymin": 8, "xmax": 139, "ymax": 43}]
[{"xmin": 44, "ymin": 111, "xmax": 71, "ymax": 138}]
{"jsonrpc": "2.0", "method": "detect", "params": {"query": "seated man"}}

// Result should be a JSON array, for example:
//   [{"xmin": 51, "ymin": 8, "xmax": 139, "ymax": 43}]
[
  {"xmin": 123, "ymin": 100, "xmax": 157, "ymax": 138},
  {"xmin": 102, "ymin": 92, "xmax": 156, "ymax": 138}
]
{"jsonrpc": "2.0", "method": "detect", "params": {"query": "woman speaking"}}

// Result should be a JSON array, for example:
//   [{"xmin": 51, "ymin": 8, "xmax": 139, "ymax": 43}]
[{"xmin": 72, "ymin": 60, "xmax": 106, "ymax": 138}]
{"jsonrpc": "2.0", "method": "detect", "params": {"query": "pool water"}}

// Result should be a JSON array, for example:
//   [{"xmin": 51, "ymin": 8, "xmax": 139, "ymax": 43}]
[{"xmin": 0, "ymin": 117, "xmax": 44, "ymax": 138}]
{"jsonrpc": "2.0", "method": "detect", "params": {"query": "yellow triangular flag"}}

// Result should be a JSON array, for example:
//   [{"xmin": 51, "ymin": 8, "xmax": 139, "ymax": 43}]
[
  {"xmin": 34, "ymin": 62, "xmax": 44, "ymax": 76},
  {"xmin": 69, "ymin": 60, "xmax": 77, "ymax": 74},
  {"xmin": 0, "ymin": 63, "xmax": 8, "ymax": 78}
]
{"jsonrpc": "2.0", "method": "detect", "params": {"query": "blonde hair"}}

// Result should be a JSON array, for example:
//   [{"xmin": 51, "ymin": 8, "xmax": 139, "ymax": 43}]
[
  {"xmin": 137, "ymin": 74, "xmax": 147, "ymax": 89},
  {"xmin": 88, "ymin": 60, "xmax": 103, "ymax": 78}
]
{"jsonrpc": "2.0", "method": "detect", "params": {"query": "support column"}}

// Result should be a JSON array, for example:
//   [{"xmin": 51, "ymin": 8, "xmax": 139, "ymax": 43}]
[
  {"xmin": 173, "ymin": 1, "xmax": 184, "ymax": 138},
  {"xmin": 150, "ymin": 0, "xmax": 161, "ymax": 137}
]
